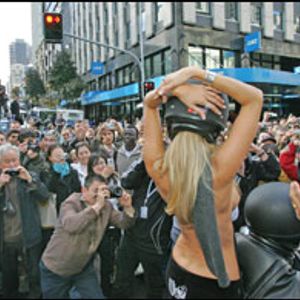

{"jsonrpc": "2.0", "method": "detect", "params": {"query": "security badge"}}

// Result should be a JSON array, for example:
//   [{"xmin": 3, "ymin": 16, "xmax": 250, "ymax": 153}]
[
  {"xmin": 140, "ymin": 206, "xmax": 148, "ymax": 219},
  {"xmin": 140, "ymin": 180, "xmax": 157, "ymax": 219}
]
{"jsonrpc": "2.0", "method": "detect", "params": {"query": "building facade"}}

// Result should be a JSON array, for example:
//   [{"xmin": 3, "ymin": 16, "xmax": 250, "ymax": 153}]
[
  {"xmin": 9, "ymin": 39, "xmax": 32, "ymax": 66},
  {"xmin": 33, "ymin": 2, "xmax": 300, "ymax": 122}
]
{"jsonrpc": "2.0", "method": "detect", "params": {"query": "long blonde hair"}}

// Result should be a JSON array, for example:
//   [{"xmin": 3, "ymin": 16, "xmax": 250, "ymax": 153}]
[{"xmin": 157, "ymin": 131, "xmax": 214, "ymax": 225}]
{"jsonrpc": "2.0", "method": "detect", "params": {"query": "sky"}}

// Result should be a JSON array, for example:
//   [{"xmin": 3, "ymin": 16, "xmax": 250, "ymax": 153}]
[{"xmin": 0, "ymin": 2, "xmax": 32, "ymax": 85}]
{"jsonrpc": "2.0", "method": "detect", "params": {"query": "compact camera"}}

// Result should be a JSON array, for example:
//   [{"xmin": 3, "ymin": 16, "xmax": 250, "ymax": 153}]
[
  {"xmin": 5, "ymin": 169, "xmax": 20, "ymax": 177},
  {"xmin": 107, "ymin": 175, "xmax": 123, "ymax": 198}
]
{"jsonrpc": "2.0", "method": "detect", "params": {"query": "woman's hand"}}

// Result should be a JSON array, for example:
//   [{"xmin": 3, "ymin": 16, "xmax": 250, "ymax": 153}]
[
  {"xmin": 102, "ymin": 166, "xmax": 115, "ymax": 178},
  {"xmin": 143, "ymin": 89, "xmax": 164, "ymax": 109},
  {"xmin": 157, "ymin": 66, "xmax": 200, "ymax": 96},
  {"xmin": 172, "ymin": 84, "xmax": 225, "ymax": 119}
]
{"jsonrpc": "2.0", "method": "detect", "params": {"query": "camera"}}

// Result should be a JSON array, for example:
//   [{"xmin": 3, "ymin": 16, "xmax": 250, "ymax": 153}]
[
  {"xmin": 5, "ymin": 169, "xmax": 20, "ymax": 177},
  {"xmin": 107, "ymin": 175, "xmax": 123, "ymax": 198}
]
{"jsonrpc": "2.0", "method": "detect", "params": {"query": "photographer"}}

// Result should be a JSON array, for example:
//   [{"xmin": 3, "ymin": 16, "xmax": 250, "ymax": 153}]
[
  {"xmin": 234, "ymin": 142, "xmax": 281, "ymax": 231},
  {"xmin": 40, "ymin": 175, "xmax": 135, "ymax": 299},
  {"xmin": 0, "ymin": 144, "xmax": 49, "ymax": 298},
  {"xmin": 280, "ymin": 130, "xmax": 300, "ymax": 183},
  {"xmin": 88, "ymin": 153, "xmax": 123, "ymax": 297}
]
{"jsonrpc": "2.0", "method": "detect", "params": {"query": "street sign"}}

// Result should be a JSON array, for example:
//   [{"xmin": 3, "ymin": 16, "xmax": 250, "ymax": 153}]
[
  {"xmin": 294, "ymin": 66, "xmax": 300, "ymax": 74},
  {"xmin": 244, "ymin": 31, "xmax": 261, "ymax": 53},
  {"xmin": 91, "ymin": 61, "xmax": 104, "ymax": 75}
]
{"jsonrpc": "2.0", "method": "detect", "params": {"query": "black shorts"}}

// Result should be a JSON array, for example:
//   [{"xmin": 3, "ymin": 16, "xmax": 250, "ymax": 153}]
[{"xmin": 166, "ymin": 256, "xmax": 243, "ymax": 299}]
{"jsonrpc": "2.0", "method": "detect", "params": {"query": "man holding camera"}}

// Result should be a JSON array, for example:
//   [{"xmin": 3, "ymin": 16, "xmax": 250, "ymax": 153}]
[
  {"xmin": 39, "ymin": 175, "xmax": 136, "ymax": 299},
  {"xmin": 280, "ymin": 130, "xmax": 300, "ymax": 183},
  {"xmin": 0, "ymin": 144, "xmax": 49, "ymax": 298}
]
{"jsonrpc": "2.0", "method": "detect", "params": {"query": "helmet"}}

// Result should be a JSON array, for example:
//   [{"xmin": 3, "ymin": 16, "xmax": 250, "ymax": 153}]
[
  {"xmin": 164, "ymin": 87, "xmax": 229, "ymax": 143},
  {"xmin": 245, "ymin": 182, "xmax": 300, "ymax": 243}
]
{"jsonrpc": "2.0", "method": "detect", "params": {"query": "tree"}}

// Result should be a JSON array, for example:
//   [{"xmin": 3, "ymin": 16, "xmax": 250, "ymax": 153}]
[
  {"xmin": 25, "ymin": 68, "xmax": 45, "ymax": 104},
  {"xmin": 48, "ymin": 50, "xmax": 86, "ymax": 100}
]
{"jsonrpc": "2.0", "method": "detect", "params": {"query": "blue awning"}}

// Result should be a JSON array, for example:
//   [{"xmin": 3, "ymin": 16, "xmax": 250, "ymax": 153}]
[
  {"xmin": 81, "ymin": 69, "xmax": 300, "ymax": 106},
  {"xmin": 81, "ymin": 76, "xmax": 165, "ymax": 106},
  {"xmin": 210, "ymin": 68, "xmax": 300, "ymax": 86}
]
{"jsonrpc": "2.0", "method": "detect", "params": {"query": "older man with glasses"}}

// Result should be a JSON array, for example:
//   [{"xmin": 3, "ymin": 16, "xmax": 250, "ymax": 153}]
[{"xmin": 0, "ymin": 144, "xmax": 49, "ymax": 298}]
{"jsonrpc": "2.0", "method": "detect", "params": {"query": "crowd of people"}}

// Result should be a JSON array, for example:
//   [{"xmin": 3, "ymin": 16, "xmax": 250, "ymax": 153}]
[{"xmin": 0, "ymin": 67, "xmax": 299, "ymax": 299}]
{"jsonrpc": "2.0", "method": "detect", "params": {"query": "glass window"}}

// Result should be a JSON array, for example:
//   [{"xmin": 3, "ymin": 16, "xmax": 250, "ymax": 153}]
[
  {"xmin": 163, "ymin": 48, "xmax": 172, "ymax": 74},
  {"xmin": 124, "ymin": 67, "xmax": 130, "ymax": 84},
  {"xmin": 273, "ymin": 55, "xmax": 280, "ymax": 63},
  {"xmin": 155, "ymin": 2, "xmax": 165, "ymax": 23},
  {"xmin": 223, "ymin": 51, "xmax": 235, "ymax": 68},
  {"xmin": 153, "ymin": 53, "xmax": 162, "ymax": 76},
  {"xmin": 205, "ymin": 48, "xmax": 221, "ymax": 69},
  {"xmin": 131, "ymin": 66, "xmax": 139, "ymax": 82},
  {"xmin": 262, "ymin": 62, "xmax": 272, "ymax": 69},
  {"xmin": 296, "ymin": 16, "xmax": 300, "ymax": 33},
  {"xmin": 226, "ymin": 3, "xmax": 238, "ymax": 21},
  {"xmin": 196, "ymin": 2, "xmax": 210, "ymax": 15},
  {"xmin": 145, "ymin": 57, "xmax": 151, "ymax": 78},
  {"xmin": 261, "ymin": 54, "xmax": 272, "ymax": 62},
  {"xmin": 251, "ymin": 3, "xmax": 262, "ymax": 26},
  {"xmin": 274, "ymin": 63, "xmax": 281, "ymax": 70},
  {"xmin": 116, "ymin": 69, "xmax": 123, "ymax": 86},
  {"xmin": 273, "ymin": 10, "xmax": 283, "ymax": 30},
  {"xmin": 188, "ymin": 46, "xmax": 203, "ymax": 68}
]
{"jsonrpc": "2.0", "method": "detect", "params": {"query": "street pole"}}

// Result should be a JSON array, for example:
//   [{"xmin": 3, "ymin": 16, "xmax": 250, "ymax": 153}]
[
  {"xmin": 138, "ymin": 2, "xmax": 145, "ymax": 99},
  {"xmin": 63, "ymin": 32, "xmax": 144, "ymax": 102}
]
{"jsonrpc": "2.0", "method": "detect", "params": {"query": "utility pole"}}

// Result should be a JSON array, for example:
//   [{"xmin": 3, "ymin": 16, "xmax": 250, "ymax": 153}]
[
  {"xmin": 63, "ymin": 32, "xmax": 145, "ymax": 102},
  {"xmin": 138, "ymin": 2, "xmax": 145, "ymax": 98}
]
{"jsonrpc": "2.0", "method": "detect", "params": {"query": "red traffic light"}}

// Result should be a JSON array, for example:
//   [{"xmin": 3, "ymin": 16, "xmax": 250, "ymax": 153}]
[
  {"xmin": 143, "ymin": 81, "xmax": 155, "ymax": 96},
  {"xmin": 45, "ymin": 14, "xmax": 54, "ymax": 24},
  {"xmin": 54, "ymin": 16, "xmax": 61, "ymax": 24},
  {"xmin": 43, "ymin": 13, "xmax": 63, "ymax": 43},
  {"xmin": 45, "ymin": 13, "xmax": 61, "ymax": 24}
]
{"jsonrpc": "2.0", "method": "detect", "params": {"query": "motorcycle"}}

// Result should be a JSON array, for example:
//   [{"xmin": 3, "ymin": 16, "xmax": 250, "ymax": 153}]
[{"xmin": 235, "ymin": 182, "xmax": 300, "ymax": 299}]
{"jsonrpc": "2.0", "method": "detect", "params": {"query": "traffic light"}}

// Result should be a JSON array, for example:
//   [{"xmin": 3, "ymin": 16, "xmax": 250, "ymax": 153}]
[
  {"xmin": 43, "ymin": 12, "xmax": 63, "ymax": 43},
  {"xmin": 143, "ymin": 81, "xmax": 155, "ymax": 96}
]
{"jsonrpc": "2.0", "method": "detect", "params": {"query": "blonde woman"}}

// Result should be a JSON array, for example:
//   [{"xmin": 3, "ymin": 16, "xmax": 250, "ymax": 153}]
[{"xmin": 143, "ymin": 66, "xmax": 263, "ymax": 298}]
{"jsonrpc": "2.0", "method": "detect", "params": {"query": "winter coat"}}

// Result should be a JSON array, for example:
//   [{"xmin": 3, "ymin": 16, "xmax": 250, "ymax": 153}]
[{"xmin": 0, "ymin": 172, "xmax": 50, "ymax": 253}]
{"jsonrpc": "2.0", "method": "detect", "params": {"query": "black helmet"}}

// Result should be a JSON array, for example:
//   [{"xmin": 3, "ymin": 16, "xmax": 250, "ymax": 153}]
[
  {"xmin": 245, "ymin": 182, "xmax": 300, "ymax": 243},
  {"xmin": 165, "ymin": 87, "xmax": 229, "ymax": 143}
]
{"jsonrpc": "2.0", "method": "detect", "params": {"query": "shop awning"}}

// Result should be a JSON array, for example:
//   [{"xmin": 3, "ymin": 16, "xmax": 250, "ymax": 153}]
[{"xmin": 210, "ymin": 68, "xmax": 300, "ymax": 86}]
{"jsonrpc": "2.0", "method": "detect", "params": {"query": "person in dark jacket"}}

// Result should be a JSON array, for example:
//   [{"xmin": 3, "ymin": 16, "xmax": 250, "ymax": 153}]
[
  {"xmin": 10, "ymin": 94, "xmax": 22, "ymax": 124},
  {"xmin": 0, "ymin": 144, "xmax": 49, "ymax": 299},
  {"xmin": 0, "ymin": 80, "xmax": 8, "ymax": 118},
  {"xmin": 234, "ymin": 142, "xmax": 281, "ymax": 231},
  {"xmin": 42, "ymin": 145, "xmax": 81, "ymax": 214},
  {"xmin": 23, "ymin": 143, "xmax": 54, "ymax": 251},
  {"xmin": 112, "ymin": 158, "xmax": 172, "ymax": 299}
]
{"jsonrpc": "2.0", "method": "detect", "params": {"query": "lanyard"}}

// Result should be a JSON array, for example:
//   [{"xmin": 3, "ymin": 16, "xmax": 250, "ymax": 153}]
[{"xmin": 143, "ymin": 180, "xmax": 157, "ymax": 206}]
